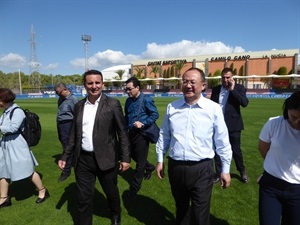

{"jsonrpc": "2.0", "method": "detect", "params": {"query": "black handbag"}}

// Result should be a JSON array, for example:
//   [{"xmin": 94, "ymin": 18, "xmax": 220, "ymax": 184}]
[
  {"xmin": 141, "ymin": 123, "xmax": 160, "ymax": 143},
  {"xmin": 137, "ymin": 95, "xmax": 160, "ymax": 143}
]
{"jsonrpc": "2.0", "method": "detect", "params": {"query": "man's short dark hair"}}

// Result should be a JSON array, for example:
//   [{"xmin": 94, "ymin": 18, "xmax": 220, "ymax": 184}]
[
  {"xmin": 221, "ymin": 68, "xmax": 234, "ymax": 75},
  {"xmin": 183, "ymin": 68, "xmax": 206, "ymax": 82},
  {"xmin": 125, "ymin": 77, "xmax": 140, "ymax": 88},
  {"xmin": 83, "ymin": 69, "xmax": 103, "ymax": 83}
]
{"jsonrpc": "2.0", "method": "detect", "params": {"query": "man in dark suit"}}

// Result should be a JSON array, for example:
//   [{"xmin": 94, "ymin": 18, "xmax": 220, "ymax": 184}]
[
  {"xmin": 58, "ymin": 69, "xmax": 131, "ymax": 225},
  {"xmin": 211, "ymin": 67, "xmax": 249, "ymax": 183}
]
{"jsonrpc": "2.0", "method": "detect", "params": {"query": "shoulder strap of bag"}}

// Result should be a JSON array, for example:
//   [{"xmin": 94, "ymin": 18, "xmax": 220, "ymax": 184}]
[
  {"xmin": 9, "ymin": 107, "xmax": 20, "ymax": 120},
  {"xmin": 137, "ymin": 94, "xmax": 144, "ymax": 120},
  {"xmin": 8, "ymin": 106, "xmax": 23, "ymax": 135}
]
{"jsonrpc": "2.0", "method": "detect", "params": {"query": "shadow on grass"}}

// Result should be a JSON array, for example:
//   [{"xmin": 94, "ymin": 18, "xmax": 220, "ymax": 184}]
[
  {"xmin": 10, "ymin": 178, "xmax": 37, "ymax": 201},
  {"xmin": 230, "ymin": 173, "xmax": 247, "ymax": 183},
  {"xmin": 118, "ymin": 167, "xmax": 135, "ymax": 186},
  {"xmin": 210, "ymin": 214, "xmax": 230, "ymax": 225},
  {"xmin": 167, "ymin": 206, "xmax": 230, "ymax": 225},
  {"xmin": 122, "ymin": 191, "xmax": 175, "ymax": 225},
  {"xmin": 10, "ymin": 171, "xmax": 46, "ymax": 201},
  {"xmin": 56, "ymin": 183, "xmax": 78, "ymax": 222},
  {"xmin": 55, "ymin": 182, "xmax": 111, "ymax": 224},
  {"xmin": 52, "ymin": 153, "xmax": 62, "ymax": 164}
]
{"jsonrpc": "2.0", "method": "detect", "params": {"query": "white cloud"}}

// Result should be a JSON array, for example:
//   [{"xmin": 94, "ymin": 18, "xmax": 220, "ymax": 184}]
[
  {"xmin": 44, "ymin": 63, "xmax": 59, "ymax": 70},
  {"xmin": 70, "ymin": 49, "xmax": 139, "ymax": 70},
  {"xmin": 141, "ymin": 40, "xmax": 245, "ymax": 59},
  {"xmin": 0, "ymin": 53, "xmax": 27, "ymax": 68},
  {"xmin": 90, "ymin": 50, "xmax": 139, "ymax": 68},
  {"xmin": 69, "ymin": 40, "xmax": 246, "ymax": 70},
  {"xmin": 70, "ymin": 58, "xmax": 85, "ymax": 68},
  {"xmin": 28, "ymin": 61, "xmax": 42, "ymax": 68}
]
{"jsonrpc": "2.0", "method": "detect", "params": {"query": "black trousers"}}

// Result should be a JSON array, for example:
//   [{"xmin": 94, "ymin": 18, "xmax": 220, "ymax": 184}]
[
  {"xmin": 259, "ymin": 171, "xmax": 300, "ymax": 225},
  {"xmin": 57, "ymin": 121, "xmax": 73, "ymax": 174},
  {"xmin": 75, "ymin": 151, "xmax": 121, "ymax": 225},
  {"xmin": 214, "ymin": 130, "xmax": 245, "ymax": 175},
  {"xmin": 129, "ymin": 130, "xmax": 155, "ymax": 193},
  {"xmin": 168, "ymin": 158, "xmax": 214, "ymax": 225}
]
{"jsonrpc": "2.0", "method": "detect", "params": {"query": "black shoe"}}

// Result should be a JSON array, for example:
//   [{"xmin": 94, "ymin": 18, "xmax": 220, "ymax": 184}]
[
  {"xmin": 58, "ymin": 172, "xmax": 70, "ymax": 182},
  {"xmin": 240, "ymin": 171, "xmax": 249, "ymax": 183},
  {"xmin": 213, "ymin": 175, "xmax": 220, "ymax": 184},
  {"xmin": 36, "ymin": 188, "xmax": 50, "ymax": 204},
  {"xmin": 144, "ymin": 168, "xmax": 155, "ymax": 180},
  {"xmin": 111, "ymin": 214, "xmax": 121, "ymax": 225},
  {"xmin": 0, "ymin": 196, "xmax": 12, "ymax": 208}
]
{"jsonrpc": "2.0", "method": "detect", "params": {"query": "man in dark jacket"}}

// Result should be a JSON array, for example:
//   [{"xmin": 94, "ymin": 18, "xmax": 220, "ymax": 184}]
[
  {"xmin": 58, "ymin": 70, "xmax": 130, "ymax": 225},
  {"xmin": 54, "ymin": 82, "xmax": 78, "ymax": 182},
  {"xmin": 211, "ymin": 67, "xmax": 249, "ymax": 183},
  {"xmin": 124, "ymin": 77, "xmax": 159, "ymax": 198}
]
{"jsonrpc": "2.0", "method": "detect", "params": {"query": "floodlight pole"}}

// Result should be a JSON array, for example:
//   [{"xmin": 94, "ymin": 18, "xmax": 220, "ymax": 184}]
[
  {"xmin": 18, "ymin": 69, "xmax": 22, "ymax": 95},
  {"xmin": 81, "ymin": 34, "xmax": 91, "ymax": 71}
]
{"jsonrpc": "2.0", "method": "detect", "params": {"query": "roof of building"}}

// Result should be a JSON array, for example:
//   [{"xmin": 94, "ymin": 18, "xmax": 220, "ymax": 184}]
[{"xmin": 102, "ymin": 64, "xmax": 131, "ymax": 80}]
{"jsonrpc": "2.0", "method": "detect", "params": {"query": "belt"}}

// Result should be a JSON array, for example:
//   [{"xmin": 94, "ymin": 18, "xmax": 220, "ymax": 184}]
[
  {"xmin": 169, "ymin": 157, "xmax": 211, "ymax": 165},
  {"xmin": 80, "ymin": 150, "xmax": 95, "ymax": 156},
  {"xmin": 57, "ymin": 120, "xmax": 73, "ymax": 124}
]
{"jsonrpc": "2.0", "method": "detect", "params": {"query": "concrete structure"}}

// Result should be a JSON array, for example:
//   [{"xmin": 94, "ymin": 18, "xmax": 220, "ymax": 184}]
[
  {"xmin": 131, "ymin": 49, "xmax": 299, "ymax": 89},
  {"xmin": 102, "ymin": 64, "xmax": 131, "ymax": 81}
]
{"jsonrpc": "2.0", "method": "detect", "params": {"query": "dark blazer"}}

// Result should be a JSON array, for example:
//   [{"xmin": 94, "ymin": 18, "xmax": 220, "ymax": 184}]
[
  {"xmin": 211, "ymin": 84, "xmax": 249, "ymax": 132},
  {"xmin": 61, "ymin": 94, "xmax": 131, "ymax": 171}
]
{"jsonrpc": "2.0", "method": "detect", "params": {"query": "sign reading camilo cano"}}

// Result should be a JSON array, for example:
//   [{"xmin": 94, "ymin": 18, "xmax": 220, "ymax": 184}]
[
  {"xmin": 210, "ymin": 55, "xmax": 251, "ymax": 61},
  {"xmin": 147, "ymin": 59, "xmax": 187, "ymax": 66}
]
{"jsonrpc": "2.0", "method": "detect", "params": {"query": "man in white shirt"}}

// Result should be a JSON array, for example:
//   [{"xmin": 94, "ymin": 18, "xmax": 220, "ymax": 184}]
[{"xmin": 156, "ymin": 68, "xmax": 232, "ymax": 225}]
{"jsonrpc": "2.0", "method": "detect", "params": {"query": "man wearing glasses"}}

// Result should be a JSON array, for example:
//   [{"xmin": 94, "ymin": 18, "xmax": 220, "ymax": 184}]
[
  {"xmin": 54, "ymin": 82, "xmax": 78, "ymax": 182},
  {"xmin": 124, "ymin": 77, "xmax": 159, "ymax": 198},
  {"xmin": 156, "ymin": 68, "xmax": 232, "ymax": 225}
]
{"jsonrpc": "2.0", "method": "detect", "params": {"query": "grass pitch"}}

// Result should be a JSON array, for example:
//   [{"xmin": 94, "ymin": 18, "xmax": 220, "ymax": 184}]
[{"xmin": 0, "ymin": 97, "xmax": 284, "ymax": 225}]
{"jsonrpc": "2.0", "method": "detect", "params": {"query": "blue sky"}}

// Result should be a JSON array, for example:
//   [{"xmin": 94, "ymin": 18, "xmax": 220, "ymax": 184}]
[{"xmin": 0, "ymin": 0, "xmax": 299, "ymax": 76}]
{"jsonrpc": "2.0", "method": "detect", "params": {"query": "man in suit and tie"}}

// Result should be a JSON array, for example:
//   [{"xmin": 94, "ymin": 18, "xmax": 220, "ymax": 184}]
[
  {"xmin": 211, "ymin": 67, "xmax": 249, "ymax": 183},
  {"xmin": 58, "ymin": 69, "xmax": 131, "ymax": 225}
]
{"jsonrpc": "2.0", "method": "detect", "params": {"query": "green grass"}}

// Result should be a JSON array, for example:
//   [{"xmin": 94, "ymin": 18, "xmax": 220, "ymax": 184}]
[{"xmin": 1, "ymin": 97, "xmax": 285, "ymax": 225}]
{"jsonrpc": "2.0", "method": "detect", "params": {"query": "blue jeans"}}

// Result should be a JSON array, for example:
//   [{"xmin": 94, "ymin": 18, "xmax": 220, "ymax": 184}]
[{"xmin": 259, "ymin": 172, "xmax": 300, "ymax": 225}]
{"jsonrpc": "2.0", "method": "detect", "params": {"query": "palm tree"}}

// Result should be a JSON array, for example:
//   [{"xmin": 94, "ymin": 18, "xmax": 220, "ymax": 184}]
[
  {"xmin": 207, "ymin": 69, "xmax": 221, "ymax": 88},
  {"xmin": 134, "ymin": 67, "xmax": 145, "ymax": 78},
  {"xmin": 174, "ymin": 61, "xmax": 186, "ymax": 77},
  {"xmin": 173, "ymin": 61, "xmax": 186, "ymax": 88},
  {"xmin": 115, "ymin": 69, "xmax": 125, "ymax": 80},
  {"xmin": 150, "ymin": 65, "xmax": 161, "ymax": 78}
]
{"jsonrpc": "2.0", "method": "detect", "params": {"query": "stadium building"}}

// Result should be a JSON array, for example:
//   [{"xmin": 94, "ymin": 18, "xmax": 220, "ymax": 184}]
[{"xmin": 130, "ymin": 48, "xmax": 299, "ymax": 90}]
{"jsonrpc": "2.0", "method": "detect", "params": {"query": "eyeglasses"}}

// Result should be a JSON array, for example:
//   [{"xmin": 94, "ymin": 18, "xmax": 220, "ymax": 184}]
[
  {"xmin": 124, "ymin": 87, "xmax": 136, "ymax": 92},
  {"xmin": 182, "ymin": 80, "xmax": 198, "ymax": 86},
  {"xmin": 55, "ymin": 90, "xmax": 63, "ymax": 95}
]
